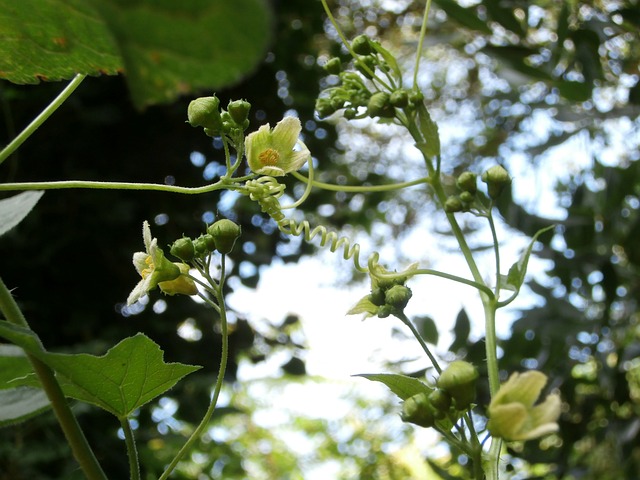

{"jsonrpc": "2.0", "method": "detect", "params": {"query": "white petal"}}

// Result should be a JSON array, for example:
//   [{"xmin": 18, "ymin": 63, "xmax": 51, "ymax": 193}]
[{"xmin": 271, "ymin": 116, "xmax": 301, "ymax": 151}]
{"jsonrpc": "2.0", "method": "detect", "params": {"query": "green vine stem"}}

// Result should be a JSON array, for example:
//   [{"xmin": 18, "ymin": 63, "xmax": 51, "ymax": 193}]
[
  {"xmin": 394, "ymin": 311, "xmax": 442, "ymax": 374},
  {"xmin": 159, "ymin": 256, "xmax": 230, "ymax": 480},
  {"xmin": 120, "ymin": 417, "xmax": 140, "ymax": 480},
  {"xmin": 0, "ymin": 276, "xmax": 108, "ymax": 480},
  {"xmin": 0, "ymin": 74, "xmax": 87, "ymax": 166}
]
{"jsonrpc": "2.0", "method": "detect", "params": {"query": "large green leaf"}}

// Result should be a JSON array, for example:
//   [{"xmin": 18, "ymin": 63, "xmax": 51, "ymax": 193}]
[
  {"xmin": 0, "ymin": 0, "xmax": 121, "ymax": 81},
  {"xmin": 0, "ymin": 0, "xmax": 272, "ymax": 108},
  {"xmin": 0, "ymin": 322, "xmax": 200, "ymax": 418}
]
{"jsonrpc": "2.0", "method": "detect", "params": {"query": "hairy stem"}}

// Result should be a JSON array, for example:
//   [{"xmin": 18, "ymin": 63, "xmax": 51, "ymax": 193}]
[{"xmin": 120, "ymin": 417, "xmax": 140, "ymax": 480}]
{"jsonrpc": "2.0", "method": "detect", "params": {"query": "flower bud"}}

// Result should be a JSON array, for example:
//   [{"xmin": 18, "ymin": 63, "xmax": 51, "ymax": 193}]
[
  {"xmin": 351, "ymin": 34, "xmax": 372, "ymax": 55},
  {"xmin": 315, "ymin": 98, "xmax": 336, "ymax": 119},
  {"xmin": 159, "ymin": 263, "xmax": 198, "ymax": 297},
  {"xmin": 194, "ymin": 234, "xmax": 216, "ymax": 256},
  {"xmin": 384, "ymin": 284, "xmax": 412, "ymax": 310},
  {"xmin": 429, "ymin": 389, "xmax": 452, "ymax": 412},
  {"xmin": 456, "ymin": 171, "xmax": 477, "ymax": 193},
  {"xmin": 369, "ymin": 287, "xmax": 386, "ymax": 307},
  {"xmin": 207, "ymin": 219, "xmax": 241, "ymax": 254},
  {"xmin": 459, "ymin": 191, "xmax": 475, "ymax": 205},
  {"xmin": 444, "ymin": 196, "xmax": 463, "ymax": 213},
  {"xmin": 437, "ymin": 360, "xmax": 478, "ymax": 410},
  {"xmin": 482, "ymin": 165, "xmax": 511, "ymax": 199},
  {"xmin": 170, "ymin": 237, "xmax": 195, "ymax": 262},
  {"xmin": 227, "ymin": 99, "xmax": 251, "ymax": 125},
  {"xmin": 390, "ymin": 89, "xmax": 409, "ymax": 107},
  {"xmin": 367, "ymin": 92, "xmax": 394, "ymax": 118},
  {"xmin": 409, "ymin": 90, "xmax": 424, "ymax": 105},
  {"xmin": 187, "ymin": 96, "xmax": 222, "ymax": 130},
  {"xmin": 377, "ymin": 305, "xmax": 393, "ymax": 318},
  {"xmin": 324, "ymin": 57, "xmax": 341, "ymax": 74},
  {"xmin": 401, "ymin": 392, "xmax": 436, "ymax": 428}
]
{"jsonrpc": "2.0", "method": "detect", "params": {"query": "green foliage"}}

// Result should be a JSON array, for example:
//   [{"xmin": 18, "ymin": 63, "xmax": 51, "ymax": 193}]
[{"xmin": 0, "ymin": 0, "xmax": 272, "ymax": 108}]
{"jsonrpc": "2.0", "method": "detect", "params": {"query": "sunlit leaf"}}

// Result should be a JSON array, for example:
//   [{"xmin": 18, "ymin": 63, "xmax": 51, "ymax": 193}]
[
  {"xmin": 355, "ymin": 373, "xmax": 433, "ymax": 400},
  {"xmin": 0, "ymin": 191, "xmax": 45, "ymax": 237},
  {"xmin": 433, "ymin": 0, "xmax": 492, "ymax": 34},
  {"xmin": 0, "ymin": 387, "xmax": 50, "ymax": 427}
]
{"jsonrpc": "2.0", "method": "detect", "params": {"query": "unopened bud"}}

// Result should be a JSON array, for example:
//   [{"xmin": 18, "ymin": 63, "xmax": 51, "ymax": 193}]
[
  {"xmin": 188, "ymin": 96, "xmax": 222, "ymax": 131},
  {"xmin": 385, "ymin": 284, "xmax": 412, "ymax": 310},
  {"xmin": 227, "ymin": 99, "xmax": 251, "ymax": 125},
  {"xmin": 170, "ymin": 237, "xmax": 195, "ymax": 262},
  {"xmin": 482, "ymin": 165, "xmax": 511, "ymax": 199},
  {"xmin": 207, "ymin": 219, "xmax": 241, "ymax": 254},
  {"xmin": 401, "ymin": 392, "xmax": 436, "ymax": 428},
  {"xmin": 351, "ymin": 34, "xmax": 372, "ymax": 55},
  {"xmin": 324, "ymin": 57, "xmax": 341, "ymax": 74},
  {"xmin": 444, "ymin": 196, "xmax": 463, "ymax": 213},
  {"xmin": 457, "ymin": 172, "xmax": 477, "ymax": 193},
  {"xmin": 367, "ymin": 92, "xmax": 394, "ymax": 118},
  {"xmin": 437, "ymin": 360, "xmax": 478, "ymax": 409}
]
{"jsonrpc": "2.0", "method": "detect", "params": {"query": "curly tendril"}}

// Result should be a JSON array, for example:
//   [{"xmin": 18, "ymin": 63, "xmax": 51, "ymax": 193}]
[{"xmin": 245, "ymin": 178, "xmax": 370, "ymax": 273}]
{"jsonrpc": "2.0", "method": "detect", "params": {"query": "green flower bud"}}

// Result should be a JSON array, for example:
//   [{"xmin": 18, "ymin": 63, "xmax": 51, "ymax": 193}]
[
  {"xmin": 159, "ymin": 263, "xmax": 198, "ymax": 297},
  {"xmin": 194, "ymin": 234, "xmax": 216, "ymax": 256},
  {"xmin": 444, "ymin": 196, "xmax": 463, "ymax": 213},
  {"xmin": 187, "ymin": 96, "xmax": 222, "ymax": 130},
  {"xmin": 227, "ymin": 99, "xmax": 251, "ymax": 125},
  {"xmin": 459, "ymin": 191, "xmax": 475, "ymax": 205},
  {"xmin": 401, "ymin": 392, "xmax": 436, "ymax": 428},
  {"xmin": 482, "ymin": 165, "xmax": 511, "ymax": 199},
  {"xmin": 429, "ymin": 389, "xmax": 452, "ymax": 412},
  {"xmin": 409, "ymin": 90, "xmax": 424, "ymax": 105},
  {"xmin": 456, "ymin": 171, "xmax": 478, "ymax": 193},
  {"xmin": 208, "ymin": 219, "xmax": 241, "ymax": 254},
  {"xmin": 377, "ymin": 304, "xmax": 393, "ymax": 318},
  {"xmin": 369, "ymin": 287, "xmax": 386, "ymax": 307},
  {"xmin": 315, "ymin": 98, "xmax": 336, "ymax": 119},
  {"xmin": 170, "ymin": 237, "xmax": 195, "ymax": 262},
  {"xmin": 437, "ymin": 360, "xmax": 479, "ymax": 410},
  {"xmin": 324, "ymin": 57, "xmax": 342, "ymax": 74},
  {"xmin": 384, "ymin": 284, "xmax": 412, "ymax": 310},
  {"xmin": 390, "ymin": 89, "xmax": 409, "ymax": 107},
  {"xmin": 367, "ymin": 92, "xmax": 394, "ymax": 118},
  {"xmin": 344, "ymin": 108, "xmax": 358, "ymax": 120},
  {"xmin": 351, "ymin": 34, "xmax": 372, "ymax": 55}
]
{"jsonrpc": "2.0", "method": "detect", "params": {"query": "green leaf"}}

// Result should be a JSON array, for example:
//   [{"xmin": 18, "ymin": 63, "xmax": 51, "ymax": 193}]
[
  {"xmin": 448, "ymin": 308, "xmax": 470, "ymax": 353},
  {"xmin": 0, "ymin": 345, "xmax": 49, "ymax": 427},
  {"xmin": 483, "ymin": 46, "xmax": 553, "ymax": 81},
  {"xmin": 0, "ymin": 0, "xmax": 121, "ymax": 82},
  {"xmin": 93, "ymin": 0, "xmax": 273, "ymax": 108},
  {"xmin": 415, "ymin": 316, "xmax": 439, "ymax": 346},
  {"xmin": 0, "ymin": 191, "xmax": 45, "ymax": 238},
  {"xmin": 415, "ymin": 104, "xmax": 440, "ymax": 158},
  {"xmin": 0, "ymin": 387, "xmax": 50, "ymax": 427},
  {"xmin": 369, "ymin": 39, "xmax": 401, "ymax": 83},
  {"xmin": 0, "ymin": 323, "xmax": 200, "ymax": 418},
  {"xmin": 355, "ymin": 373, "xmax": 433, "ymax": 400},
  {"xmin": 43, "ymin": 333, "xmax": 201, "ymax": 417},
  {"xmin": 0, "ymin": 0, "xmax": 273, "ymax": 108},
  {"xmin": 504, "ymin": 225, "xmax": 554, "ymax": 294}
]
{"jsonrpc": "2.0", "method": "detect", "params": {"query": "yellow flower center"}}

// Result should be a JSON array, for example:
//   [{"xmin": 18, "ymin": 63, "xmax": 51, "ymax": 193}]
[
  {"xmin": 258, "ymin": 148, "xmax": 280, "ymax": 166},
  {"xmin": 141, "ymin": 255, "xmax": 154, "ymax": 279}
]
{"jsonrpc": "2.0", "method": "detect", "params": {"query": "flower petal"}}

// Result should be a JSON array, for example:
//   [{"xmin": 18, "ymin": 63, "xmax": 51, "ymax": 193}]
[
  {"xmin": 270, "ymin": 116, "xmax": 301, "ymax": 151},
  {"xmin": 245, "ymin": 123, "xmax": 272, "ymax": 173},
  {"xmin": 132, "ymin": 252, "xmax": 149, "ymax": 275},
  {"xmin": 142, "ymin": 220, "xmax": 153, "ymax": 251},
  {"xmin": 283, "ymin": 147, "xmax": 310, "ymax": 173}
]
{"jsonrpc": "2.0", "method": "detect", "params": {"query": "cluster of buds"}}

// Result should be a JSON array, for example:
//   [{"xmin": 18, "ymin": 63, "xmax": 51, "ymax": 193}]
[
  {"xmin": 402, "ymin": 360, "xmax": 479, "ymax": 428},
  {"xmin": 126, "ymin": 219, "xmax": 242, "ymax": 306},
  {"xmin": 347, "ymin": 263, "xmax": 418, "ymax": 318},
  {"xmin": 170, "ymin": 219, "xmax": 242, "ymax": 262},
  {"xmin": 444, "ymin": 165, "xmax": 511, "ymax": 213},
  {"xmin": 315, "ymin": 34, "xmax": 423, "ymax": 121},
  {"xmin": 187, "ymin": 95, "xmax": 251, "ymax": 137}
]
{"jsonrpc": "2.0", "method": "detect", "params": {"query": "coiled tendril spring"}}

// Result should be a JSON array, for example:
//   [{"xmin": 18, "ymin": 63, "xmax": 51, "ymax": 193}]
[{"xmin": 245, "ymin": 177, "xmax": 370, "ymax": 273}]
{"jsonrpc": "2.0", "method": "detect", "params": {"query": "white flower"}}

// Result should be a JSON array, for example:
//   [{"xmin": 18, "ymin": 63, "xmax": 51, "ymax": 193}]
[
  {"xmin": 127, "ymin": 221, "xmax": 180, "ymax": 305},
  {"xmin": 245, "ymin": 116, "xmax": 310, "ymax": 176},
  {"xmin": 487, "ymin": 371, "xmax": 561, "ymax": 441}
]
